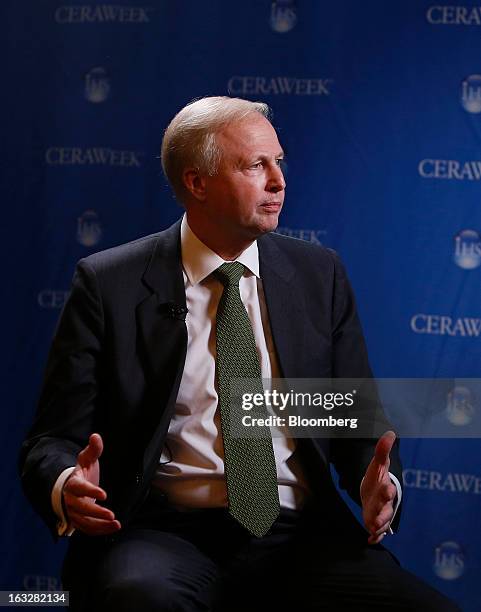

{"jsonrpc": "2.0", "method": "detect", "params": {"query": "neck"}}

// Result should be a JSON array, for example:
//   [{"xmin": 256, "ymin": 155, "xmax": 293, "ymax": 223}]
[{"xmin": 186, "ymin": 213, "xmax": 255, "ymax": 261}]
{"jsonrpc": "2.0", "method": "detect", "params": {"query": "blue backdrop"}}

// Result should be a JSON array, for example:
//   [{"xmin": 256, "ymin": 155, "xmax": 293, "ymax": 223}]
[{"xmin": 3, "ymin": 1, "xmax": 481, "ymax": 610}]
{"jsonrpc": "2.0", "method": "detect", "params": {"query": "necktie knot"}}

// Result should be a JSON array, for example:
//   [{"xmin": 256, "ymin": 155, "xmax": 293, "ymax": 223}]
[{"xmin": 214, "ymin": 262, "xmax": 245, "ymax": 287}]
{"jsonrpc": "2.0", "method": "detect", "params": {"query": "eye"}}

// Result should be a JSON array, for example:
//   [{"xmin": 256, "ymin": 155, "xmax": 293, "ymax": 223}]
[
  {"xmin": 250, "ymin": 161, "xmax": 263, "ymax": 169},
  {"xmin": 276, "ymin": 158, "xmax": 284, "ymax": 167}
]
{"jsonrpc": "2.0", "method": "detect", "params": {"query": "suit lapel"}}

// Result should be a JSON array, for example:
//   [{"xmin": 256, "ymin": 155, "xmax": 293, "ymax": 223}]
[
  {"xmin": 137, "ymin": 219, "xmax": 187, "ymax": 381},
  {"xmin": 258, "ymin": 234, "xmax": 306, "ymax": 378},
  {"xmin": 136, "ymin": 219, "xmax": 188, "ymax": 473},
  {"xmin": 258, "ymin": 234, "xmax": 330, "ymax": 472}
]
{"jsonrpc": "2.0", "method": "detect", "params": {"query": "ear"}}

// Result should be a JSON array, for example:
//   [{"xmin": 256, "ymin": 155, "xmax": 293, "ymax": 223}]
[{"xmin": 182, "ymin": 168, "xmax": 207, "ymax": 202}]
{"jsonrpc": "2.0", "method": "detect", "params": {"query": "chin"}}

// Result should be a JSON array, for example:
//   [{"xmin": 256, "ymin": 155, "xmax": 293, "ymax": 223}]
[
  {"xmin": 247, "ymin": 221, "xmax": 275, "ymax": 236},
  {"xmin": 241, "ymin": 212, "xmax": 280, "ymax": 239},
  {"xmin": 261, "ymin": 215, "xmax": 280, "ymax": 233}
]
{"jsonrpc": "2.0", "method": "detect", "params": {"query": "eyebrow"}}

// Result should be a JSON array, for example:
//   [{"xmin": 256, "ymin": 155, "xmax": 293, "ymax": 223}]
[
  {"xmin": 234, "ymin": 151, "xmax": 285, "ymax": 169},
  {"xmin": 247, "ymin": 151, "xmax": 285, "ymax": 162}
]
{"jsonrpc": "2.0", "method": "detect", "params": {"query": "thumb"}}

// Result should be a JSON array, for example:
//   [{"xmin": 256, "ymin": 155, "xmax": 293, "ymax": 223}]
[
  {"xmin": 374, "ymin": 430, "xmax": 396, "ymax": 466},
  {"xmin": 77, "ymin": 433, "xmax": 103, "ymax": 468}
]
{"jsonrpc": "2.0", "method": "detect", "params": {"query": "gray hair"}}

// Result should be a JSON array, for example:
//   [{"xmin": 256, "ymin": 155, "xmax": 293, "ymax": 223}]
[{"xmin": 161, "ymin": 96, "xmax": 271, "ymax": 201}]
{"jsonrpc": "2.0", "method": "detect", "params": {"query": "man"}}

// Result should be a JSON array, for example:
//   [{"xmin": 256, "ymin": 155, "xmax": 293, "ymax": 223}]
[{"xmin": 19, "ymin": 97, "xmax": 458, "ymax": 611}]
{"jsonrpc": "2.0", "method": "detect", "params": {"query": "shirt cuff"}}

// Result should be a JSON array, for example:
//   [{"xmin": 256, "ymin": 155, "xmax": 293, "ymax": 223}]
[
  {"xmin": 387, "ymin": 471, "xmax": 402, "ymax": 535},
  {"xmin": 51, "ymin": 467, "xmax": 76, "ymax": 537}
]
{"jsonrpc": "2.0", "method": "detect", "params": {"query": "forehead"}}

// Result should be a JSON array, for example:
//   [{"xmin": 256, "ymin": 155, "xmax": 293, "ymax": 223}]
[{"xmin": 216, "ymin": 115, "xmax": 281, "ymax": 159}]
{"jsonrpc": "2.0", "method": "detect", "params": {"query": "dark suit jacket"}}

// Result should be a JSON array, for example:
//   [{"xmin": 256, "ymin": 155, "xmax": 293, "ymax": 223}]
[{"xmin": 19, "ymin": 219, "xmax": 402, "ymax": 539}]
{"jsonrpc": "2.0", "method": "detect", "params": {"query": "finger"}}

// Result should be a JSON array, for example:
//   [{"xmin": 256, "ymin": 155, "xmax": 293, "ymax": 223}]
[
  {"xmin": 362, "ymin": 450, "xmax": 395, "ymax": 493},
  {"xmin": 64, "ymin": 496, "xmax": 115, "ymax": 521},
  {"xmin": 365, "ymin": 480, "xmax": 396, "ymax": 518},
  {"xmin": 370, "ymin": 483, "xmax": 396, "ymax": 514},
  {"xmin": 68, "ymin": 511, "xmax": 121, "ymax": 536},
  {"xmin": 64, "ymin": 477, "xmax": 107, "ymax": 501},
  {"xmin": 374, "ymin": 430, "xmax": 396, "ymax": 467},
  {"xmin": 365, "ymin": 519, "xmax": 391, "ymax": 537},
  {"xmin": 370, "ymin": 521, "xmax": 392, "ymax": 538},
  {"xmin": 363, "ymin": 497, "xmax": 394, "ymax": 527},
  {"xmin": 363, "ymin": 483, "xmax": 394, "ymax": 512},
  {"xmin": 379, "ymin": 482, "xmax": 397, "ymax": 504},
  {"xmin": 361, "ymin": 456, "xmax": 378, "ymax": 492},
  {"xmin": 69, "ymin": 511, "xmax": 121, "ymax": 534},
  {"xmin": 376, "ymin": 504, "xmax": 394, "ymax": 526},
  {"xmin": 368, "ymin": 531, "xmax": 387, "ymax": 545},
  {"xmin": 366, "ymin": 506, "xmax": 394, "ymax": 535},
  {"xmin": 368, "ymin": 515, "xmax": 392, "ymax": 535},
  {"xmin": 77, "ymin": 433, "xmax": 103, "ymax": 468}
]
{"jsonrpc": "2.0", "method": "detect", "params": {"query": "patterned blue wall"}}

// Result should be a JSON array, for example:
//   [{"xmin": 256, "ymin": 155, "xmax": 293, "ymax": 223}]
[{"xmin": 3, "ymin": 1, "xmax": 481, "ymax": 610}]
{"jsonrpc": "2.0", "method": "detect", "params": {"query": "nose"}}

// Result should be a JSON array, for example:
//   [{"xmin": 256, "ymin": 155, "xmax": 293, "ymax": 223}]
[{"xmin": 266, "ymin": 163, "xmax": 286, "ymax": 193}]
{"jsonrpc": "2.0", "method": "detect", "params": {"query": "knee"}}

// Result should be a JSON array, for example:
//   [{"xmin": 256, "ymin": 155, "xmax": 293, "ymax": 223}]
[{"xmin": 97, "ymin": 575, "xmax": 180, "ymax": 612}]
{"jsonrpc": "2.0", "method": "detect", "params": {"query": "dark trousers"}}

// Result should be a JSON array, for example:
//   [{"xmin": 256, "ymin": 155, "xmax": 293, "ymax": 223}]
[{"xmin": 62, "ymin": 488, "xmax": 460, "ymax": 612}]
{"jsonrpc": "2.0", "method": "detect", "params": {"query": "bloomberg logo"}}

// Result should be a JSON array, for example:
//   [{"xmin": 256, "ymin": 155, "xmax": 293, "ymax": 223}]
[
  {"xmin": 228, "ymin": 76, "xmax": 332, "ymax": 96},
  {"xmin": 427, "ymin": 6, "xmax": 481, "ymax": 25},
  {"xmin": 46, "ymin": 147, "xmax": 142, "ymax": 167},
  {"xmin": 418, "ymin": 159, "xmax": 481, "ymax": 180},
  {"xmin": 55, "ymin": 5, "xmax": 151, "ymax": 23},
  {"xmin": 411, "ymin": 314, "xmax": 481, "ymax": 337}
]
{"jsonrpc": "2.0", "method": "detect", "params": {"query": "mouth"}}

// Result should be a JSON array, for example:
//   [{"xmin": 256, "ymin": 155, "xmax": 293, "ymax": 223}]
[{"xmin": 260, "ymin": 201, "xmax": 282, "ymax": 213}]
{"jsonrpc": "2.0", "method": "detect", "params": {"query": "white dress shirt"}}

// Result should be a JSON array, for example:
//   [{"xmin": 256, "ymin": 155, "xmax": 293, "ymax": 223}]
[{"xmin": 151, "ymin": 216, "xmax": 311, "ymax": 510}]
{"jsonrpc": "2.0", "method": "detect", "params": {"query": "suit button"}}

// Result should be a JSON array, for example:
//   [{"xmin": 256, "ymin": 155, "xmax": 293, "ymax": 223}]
[{"xmin": 135, "ymin": 473, "xmax": 142, "ymax": 485}]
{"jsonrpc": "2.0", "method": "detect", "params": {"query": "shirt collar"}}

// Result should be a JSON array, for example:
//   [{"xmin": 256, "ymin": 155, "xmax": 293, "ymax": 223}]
[{"xmin": 180, "ymin": 214, "xmax": 260, "ymax": 285}]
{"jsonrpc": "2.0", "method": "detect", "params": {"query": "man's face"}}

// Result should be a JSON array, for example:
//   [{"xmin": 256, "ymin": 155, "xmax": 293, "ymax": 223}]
[{"xmin": 200, "ymin": 114, "xmax": 286, "ymax": 241}]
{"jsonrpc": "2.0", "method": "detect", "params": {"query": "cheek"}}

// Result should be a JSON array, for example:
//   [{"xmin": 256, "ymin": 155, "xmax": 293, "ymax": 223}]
[
  {"xmin": 217, "ymin": 179, "xmax": 262, "ymax": 217},
  {"xmin": 236, "ymin": 182, "xmax": 263, "ymax": 206}
]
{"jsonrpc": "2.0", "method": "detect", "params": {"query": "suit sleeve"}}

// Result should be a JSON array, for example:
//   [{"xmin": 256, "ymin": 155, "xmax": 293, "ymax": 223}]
[
  {"xmin": 18, "ymin": 259, "xmax": 104, "ymax": 538},
  {"xmin": 326, "ymin": 249, "xmax": 403, "ymax": 531}
]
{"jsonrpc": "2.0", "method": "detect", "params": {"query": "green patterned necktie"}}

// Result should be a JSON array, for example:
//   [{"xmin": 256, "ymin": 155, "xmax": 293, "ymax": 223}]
[{"xmin": 214, "ymin": 261, "xmax": 280, "ymax": 538}]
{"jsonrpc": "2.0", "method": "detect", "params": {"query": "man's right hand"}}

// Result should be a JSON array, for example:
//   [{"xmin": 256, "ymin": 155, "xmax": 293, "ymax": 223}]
[{"xmin": 63, "ymin": 433, "xmax": 121, "ymax": 535}]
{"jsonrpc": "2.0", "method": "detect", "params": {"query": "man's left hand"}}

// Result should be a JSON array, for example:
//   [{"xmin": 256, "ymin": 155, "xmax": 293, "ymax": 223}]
[{"xmin": 360, "ymin": 430, "xmax": 397, "ymax": 545}]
